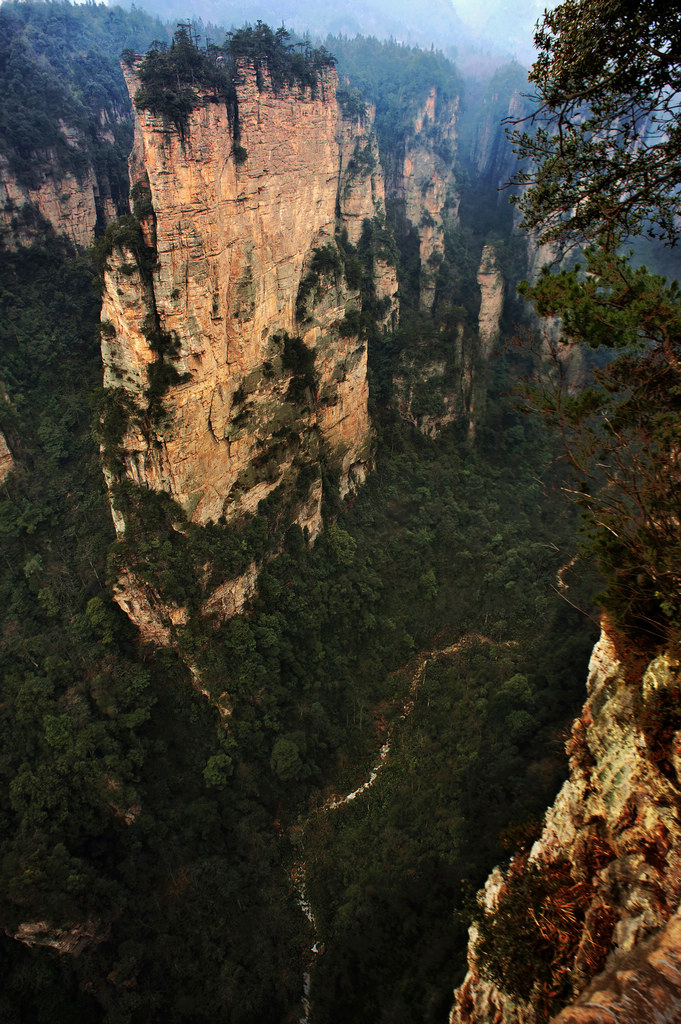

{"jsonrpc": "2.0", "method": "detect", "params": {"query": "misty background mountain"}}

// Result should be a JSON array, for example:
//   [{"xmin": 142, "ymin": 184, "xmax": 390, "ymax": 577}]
[{"xmin": 109, "ymin": 0, "xmax": 549, "ymax": 67}]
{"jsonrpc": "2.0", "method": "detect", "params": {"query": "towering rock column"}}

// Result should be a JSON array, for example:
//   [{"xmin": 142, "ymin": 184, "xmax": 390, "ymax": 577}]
[{"xmin": 99, "ymin": 57, "xmax": 397, "ymax": 633}]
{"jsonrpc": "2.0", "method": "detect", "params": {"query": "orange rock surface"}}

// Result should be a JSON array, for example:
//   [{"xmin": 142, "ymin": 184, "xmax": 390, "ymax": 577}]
[
  {"xmin": 450, "ymin": 629, "xmax": 681, "ymax": 1024},
  {"xmin": 102, "ymin": 62, "xmax": 397, "ymax": 531}
]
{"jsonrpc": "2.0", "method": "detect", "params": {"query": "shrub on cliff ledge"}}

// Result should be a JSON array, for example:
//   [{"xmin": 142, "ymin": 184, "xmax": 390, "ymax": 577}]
[
  {"xmin": 132, "ymin": 23, "xmax": 336, "ymax": 140},
  {"xmin": 520, "ymin": 248, "xmax": 681, "ymax": 647},
  {"xmin": 225, "ymin": 23, "xmax": 335, "ymax": 96},
  {"xmin": 475, "ymin": 854, "xmax": 611, "ymax": 1016}
]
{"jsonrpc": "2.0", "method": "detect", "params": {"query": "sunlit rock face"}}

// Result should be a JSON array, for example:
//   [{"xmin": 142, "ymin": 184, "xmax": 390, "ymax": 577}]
[
  {"xmin": 450, "ymin": 628, "xmax": 681, "ymax": 1024},
  {"xmin": 552, "ymin": 913, "xmax": 681, "ymax": 1024},
  {"xmin": 100, "ymin": 59, "xmax": 397, "ymax": 630}
]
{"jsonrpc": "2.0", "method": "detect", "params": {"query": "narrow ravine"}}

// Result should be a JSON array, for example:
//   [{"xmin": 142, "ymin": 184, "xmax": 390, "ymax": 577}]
[{"xmin": 291, "ymin": 632, "xmax": 516, "ymax": 1024}]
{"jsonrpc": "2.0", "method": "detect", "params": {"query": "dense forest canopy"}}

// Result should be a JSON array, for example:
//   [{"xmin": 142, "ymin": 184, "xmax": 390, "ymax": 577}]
[
  {"xmin": 114, "ymin": 0, "xmax": 470, "ymax": 60},
  {"xmin": 112, "ymin": 0, "xmax": 547, "ymax": 64},
  {"xmin": 458, "ymin": 2, "xmax": 681, "ymax": 1009},
  {"xmin": 328, "ymin": 34, "xmax": 463, "ymax": 151}
]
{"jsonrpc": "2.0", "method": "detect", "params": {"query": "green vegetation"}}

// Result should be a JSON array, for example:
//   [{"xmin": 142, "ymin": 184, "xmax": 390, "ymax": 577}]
[
  {"xmin": 508, "ymin": 2, "xmax": 681, "ymax": 652},
  {"xmin": 469, "ymin": 1, "xmax": 681, "ymax": 1015},
  {"xmin": 0, "ymin": 232, "xmax": 313, "ymax": 1024},
  {"xmin": 130, "ymin": 25, "xmax": 237, "ymax": 139},
  {"xmin": 0, "ymin": 230, "xmax": 593, "ymax": 1024},
  {"xmin": 0, "ymin": 228, "xmax": 596, "ymax": 1022},
  {"xmin": 520, "ymin": 249, "xmax": 681, "ymax": 647},
  {"xmin": 298, "ymin": 420, "xmax": 596, "ymax": 1023},
  {"xmin": 336, "ymin": 84, "xmax": 368, "ymax": 123},
  {"xmin": 132, "ymin": 23, "xmax": 336, "ymax": 139},
  {"xmin": 0, "ymin": 1, "xmax": 164, "ymax": 197},
  {"xmin": 225, "ymin": 22, "xmax": 336, "ymax": 94},
  {"xmin": 330, "ymin": 35, "xmax": 462, "ymax": 153},
  {"xmin": 510, "ymin": 0, "xmax": 681, "ymax": 248},
  {"xmin": 90, "ymin": 214, "xmax": 155, "ymax": 280},
  {"xmin": 331, "ymin": 37, "xmax": 532, "ymax": 438},
  {"xmin": 0, "ymin": 8, "xmax": 601, "ymax": 1023},
  {"xmin": 296, "ymin": 243, "xmax": 345, "ymax": 323},
  {"xmin": 280, "ymin": 332, "xmax": 318, "ymax": 403},
  {"xmin": 91, "ymin": 212, "xmax": 189, "ymax": 427},
  {"xmin": 474, "ymin": 849, "xmax": 615, "ymax": 1016}
]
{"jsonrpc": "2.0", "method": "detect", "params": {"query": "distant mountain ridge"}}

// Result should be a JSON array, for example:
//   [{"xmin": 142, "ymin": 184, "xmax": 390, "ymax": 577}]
[
  {"xmin": 110, "ymin": 0, "xmax": 468, "ymax": 53},
  {"xmin": 108, "ymin": 0, "xmax": 543, "ymax": 64}
]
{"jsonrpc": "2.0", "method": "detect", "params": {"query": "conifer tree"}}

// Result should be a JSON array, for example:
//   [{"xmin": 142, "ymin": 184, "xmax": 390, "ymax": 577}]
[{"xmin": 512, "ymin": 0, "xmax": 681, "ymax": 646}]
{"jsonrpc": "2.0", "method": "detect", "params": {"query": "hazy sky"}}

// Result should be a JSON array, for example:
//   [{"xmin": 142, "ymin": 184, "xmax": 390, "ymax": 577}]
[
  {"xmin": 452, "ymin": 0, "xmax": 550, "ymax": 32},
  {"xmin": 449, "ymin": 0, "xmax": 557, "ymax": 62}
]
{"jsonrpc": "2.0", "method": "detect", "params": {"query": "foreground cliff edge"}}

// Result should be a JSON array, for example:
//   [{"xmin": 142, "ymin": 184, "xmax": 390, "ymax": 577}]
[
  {"xmin": 451, "ymin": 624, "xmax": 681, "ymax": 1023},
  {"xmin": 98, "ymin": 50, "xmax": 397, "ymax": 641}
]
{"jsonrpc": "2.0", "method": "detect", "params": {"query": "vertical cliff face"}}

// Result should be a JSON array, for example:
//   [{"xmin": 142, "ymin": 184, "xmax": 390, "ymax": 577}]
[
  {"xmin": 466, "ymin": 63, "xmax": 530, "ymax": 193},
  {"xmin": 471, "ymin": 88, "xmax": 526, "ymax": 193},
  {"xmin": 386, "ymin": 83, "xmax": 480, "ymax": 437},
  {"xmin": 0, "ymin": 109, "xmax": 131, "ymax": 249},
  {"xmin": 463, "ymin": 244, "xmax": 505, "ymax": 440},
  {"xmin": 451, "ymin": 627, "xmax": 681, "ymax": 1024},
  {"xmin": 476, "ymin": 245, "xmax": 504, "ymax": 358},
  {"xmin": 389, "ymin": 86, "xmax": 460, "ymax": 311},
  {"xmin": 393, "ymin": 242, "xmax": 504, "ymax": 440},
  {"xmin": 101, "ymin": 60, "xmax": 397, "ymax": 630}
]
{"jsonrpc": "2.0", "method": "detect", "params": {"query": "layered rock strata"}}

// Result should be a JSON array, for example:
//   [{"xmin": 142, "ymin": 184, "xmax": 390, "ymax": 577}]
[
  {"xmin": 101, "ymin": 60, "xmax": 397, "ymax": 631},
  {"xmin": 451, "ymin": 627, "xmax": 681, "ymax": 1023}
]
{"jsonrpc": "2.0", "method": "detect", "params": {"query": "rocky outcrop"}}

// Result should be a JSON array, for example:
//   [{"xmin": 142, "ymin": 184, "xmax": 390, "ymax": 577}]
[
  {"xmin": 385, "ymin": 84, "xmax": 473, "ymax": 435},
  {"xmin": 467, "ymin": 63, "xmax": 529, "ymax": 193},
  {"xmin": 0, "ymin": 430, "xmax": 14, "ymax": 483},
  {"xmin": 464, "ymin": 244, "xmax": 505, "ymax": 439},
  {"xmin": 552, "ymin": 913, "xmax": 681, "ymax": 1024},
  {"xmin": 10, "ymin": 918, "xmax": 107, "ymax": 956},
  {"xmin": 389, "ymin": 86, "xmax": 460, "ymax": 310},
  {"xmin": 394, "ymin": 356, "xmax": 457, "ymax": 437},
  {"xmin": 451, "ymin": 627, "xmax": 681, "ymax": 1023},
  {"xmin": 101, "ymin": 59, "xmax": 397, "ymax": 631},
  {"xmin": 112, "ymin": 567, "xmax": 189, "ymax": 647},
  {"xmin": 0, "ymin": 111, "xmax": 130, "ymax": 249},
  {"xmin": 1, "ymin": 156, "xmax": 109, "ymax": 248},
  {"xmin": 397, "ymin": 244, "xmax": 503, "ymax": 441},
  {"xmin": 477, "ymin": 245, "xmax": 504, "ymax": 358},
  {"xmin": 338, "ymin": 103, "xmax": 384, "ymax": 246}
]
